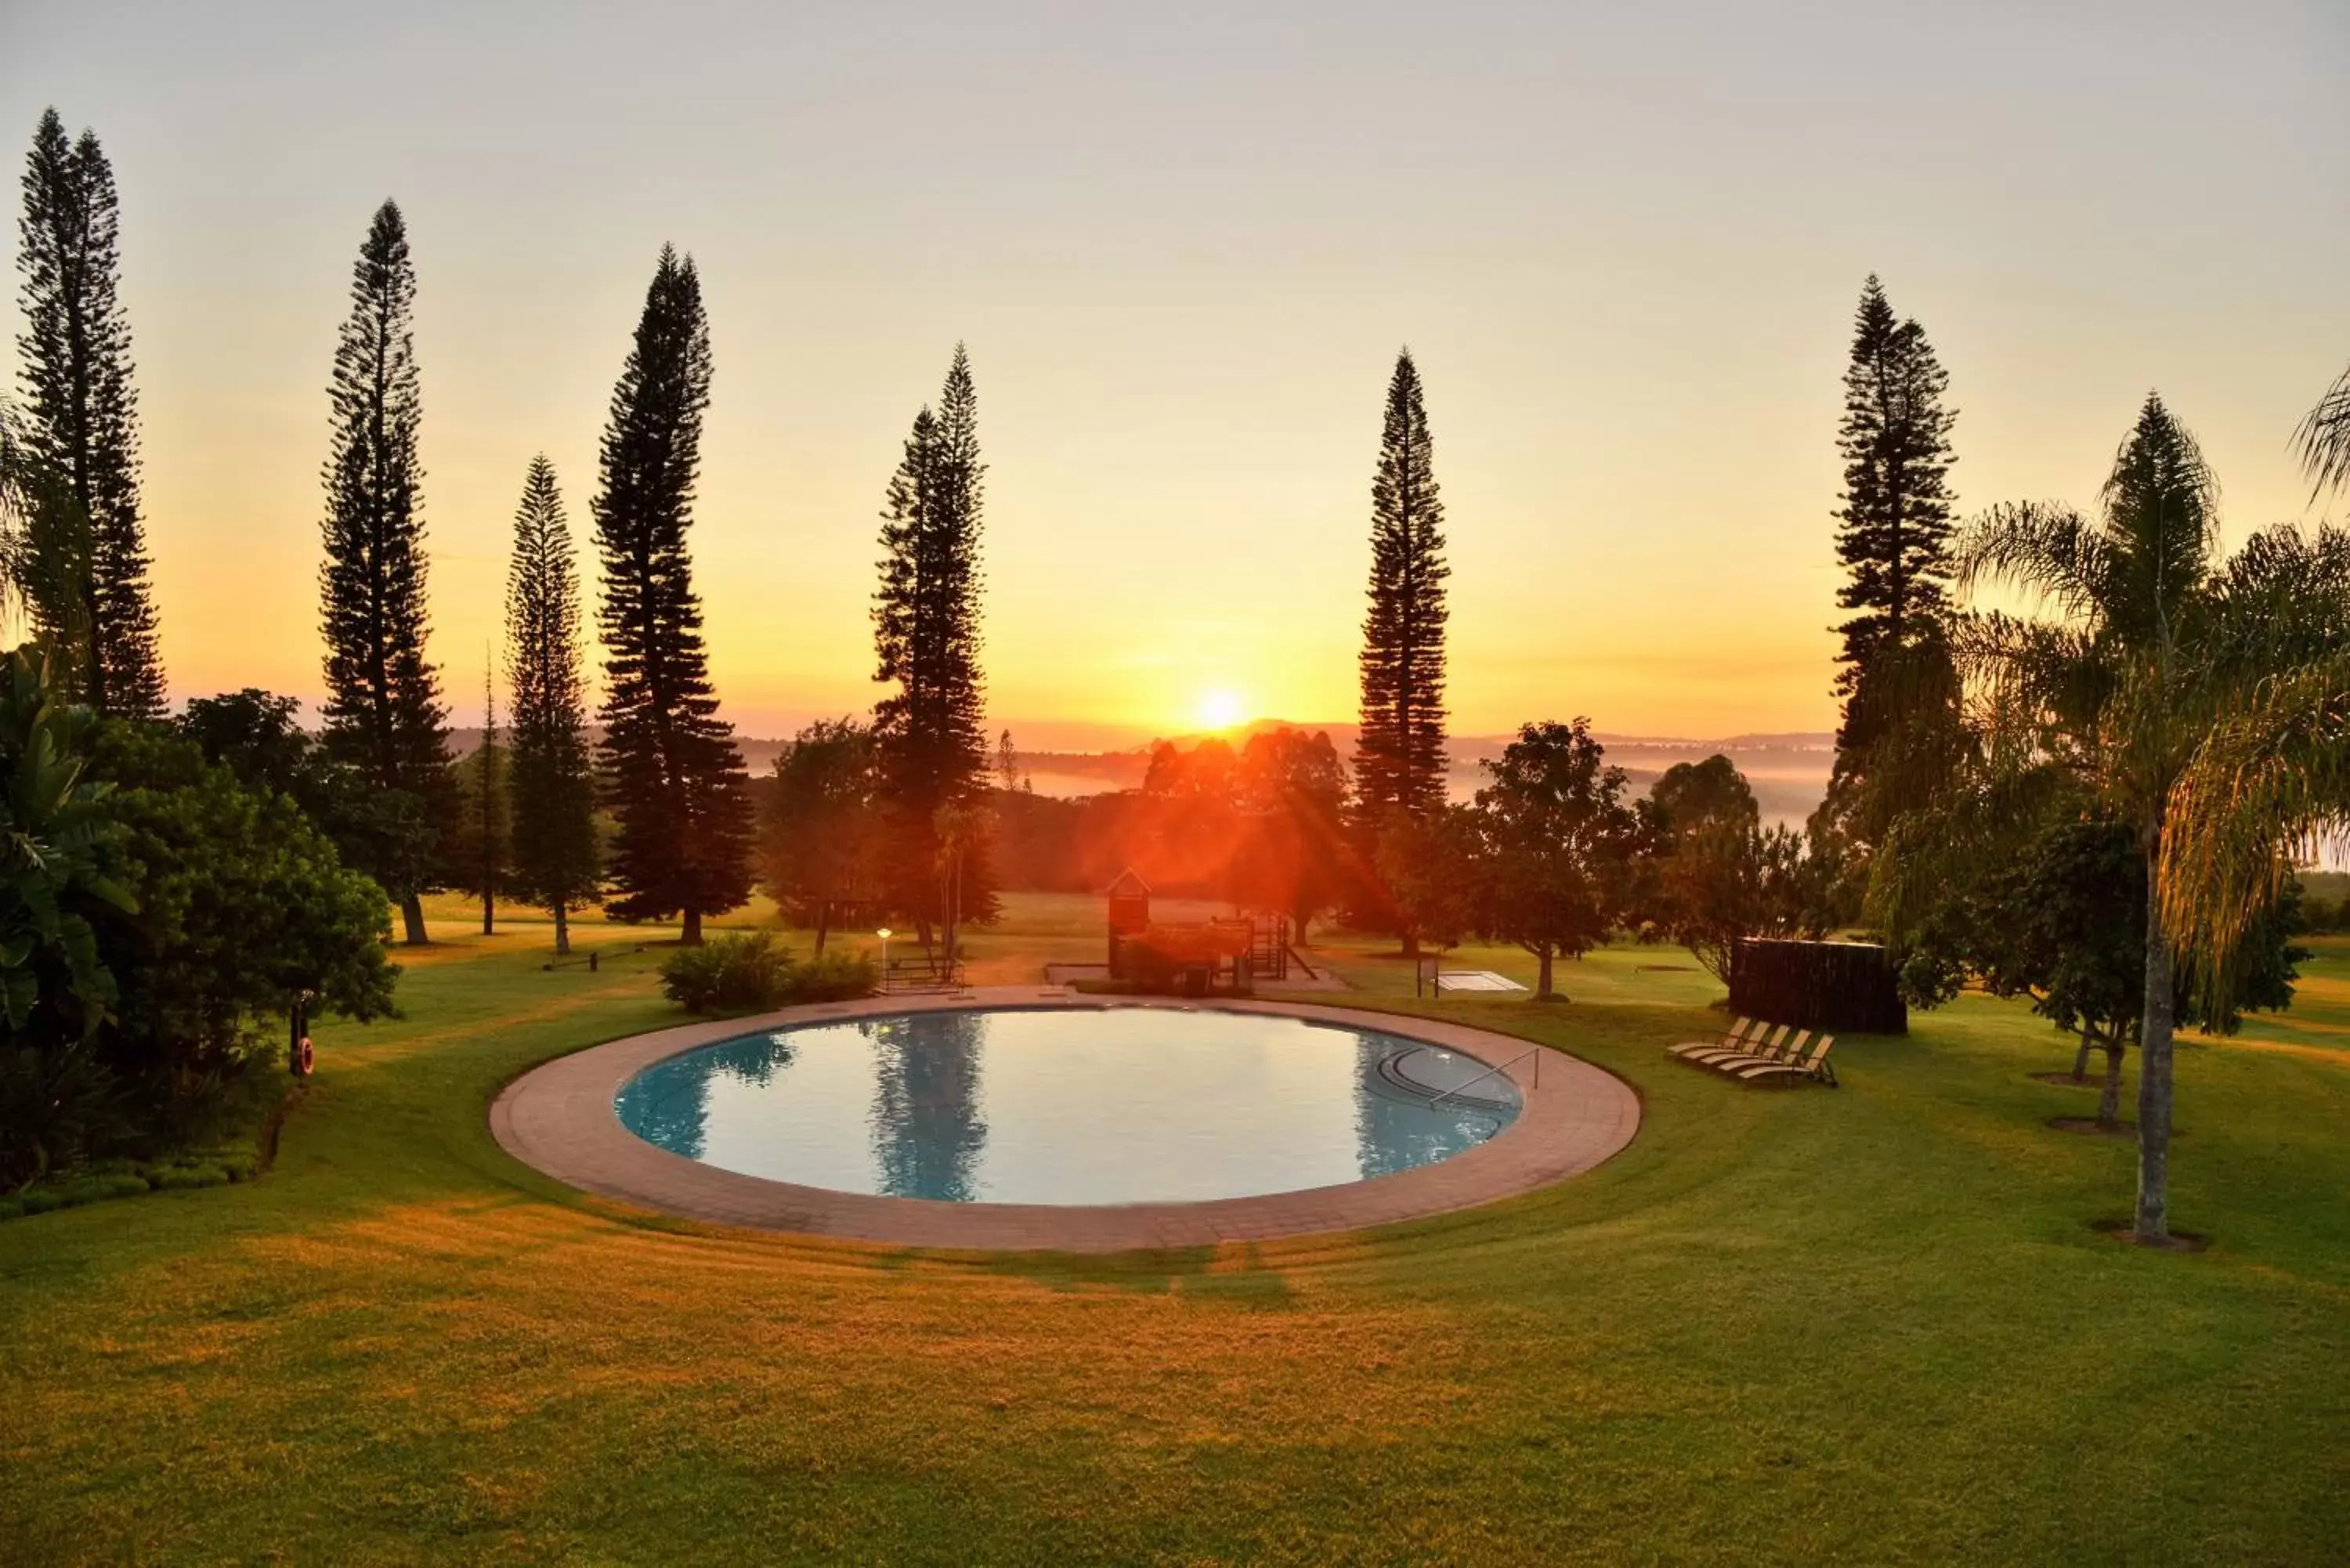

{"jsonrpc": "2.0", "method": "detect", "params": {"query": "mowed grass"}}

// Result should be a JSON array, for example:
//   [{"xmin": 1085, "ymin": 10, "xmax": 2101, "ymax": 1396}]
[{"xmin": 2, "ymin": 894, "xmax": 2348, "ymax": 1564}]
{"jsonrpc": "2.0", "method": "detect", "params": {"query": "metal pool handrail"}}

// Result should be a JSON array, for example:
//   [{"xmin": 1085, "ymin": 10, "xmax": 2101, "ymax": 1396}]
[{"xmin": 1428, "ymin": 1046, "xmax": 1541, "ymax": 1107}]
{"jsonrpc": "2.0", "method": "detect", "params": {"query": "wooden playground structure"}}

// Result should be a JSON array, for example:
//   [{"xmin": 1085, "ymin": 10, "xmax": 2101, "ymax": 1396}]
[{"xmin": 1103, "ymin": 868, "xmax": 1313, "ymax": 995}]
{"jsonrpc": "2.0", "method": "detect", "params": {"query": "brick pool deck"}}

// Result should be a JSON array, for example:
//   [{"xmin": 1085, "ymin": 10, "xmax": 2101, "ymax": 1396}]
[{"xmin": 490, "ymin": 988, "xmax": 1641, "ymax": 1253}]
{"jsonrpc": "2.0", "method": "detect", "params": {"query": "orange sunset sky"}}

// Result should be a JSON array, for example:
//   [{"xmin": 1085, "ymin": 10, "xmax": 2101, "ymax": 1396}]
[{"xmin": 5, "ymin": 3, "xmax": 2345, "ymax": 750}]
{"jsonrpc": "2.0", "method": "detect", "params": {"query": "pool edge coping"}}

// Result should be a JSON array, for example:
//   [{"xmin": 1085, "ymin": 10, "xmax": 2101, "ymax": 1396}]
[{"xmin": 489, "ymin": 988, "xmax": 1641, "ymax": 1254}]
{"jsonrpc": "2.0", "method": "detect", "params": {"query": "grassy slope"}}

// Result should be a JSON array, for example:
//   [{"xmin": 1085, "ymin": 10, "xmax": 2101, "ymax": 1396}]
[{"xmin": 2, "ymin": 894, "xmax": 2346, "ymax": 1565}]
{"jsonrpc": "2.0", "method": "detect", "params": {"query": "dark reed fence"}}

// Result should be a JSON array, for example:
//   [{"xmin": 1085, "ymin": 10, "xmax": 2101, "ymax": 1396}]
[{"xmin": 1730, "ymin": 938, "xmax": 1907, "ymax": 1034}]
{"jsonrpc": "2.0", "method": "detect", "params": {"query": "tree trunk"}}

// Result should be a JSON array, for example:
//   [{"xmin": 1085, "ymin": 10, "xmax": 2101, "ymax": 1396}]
[
  {"xmin": 1536, "ymin": 947, "xmax": 1554, "ymax": 1000},
  {"xmin": 553, "ymin": 902, "xmax": 569, "ymax": 957},
  {"xmin": 2098, "ymin": 1040, "xmax": 2125, "ymax": 1129},
  {"xmin": 2070, "ymin": 1030, "xmax": 2095, "ymax": 1082},
  {"xmin": 482, "ymin": 888, "xmax": 494, "ymax": 938},
  {"xmin": 682, "ymin": 906, "xmax": 703, "ymax": 947},
  {"xmin": 942, "ymin": 858, "xmax": 960, "ymax": 983},
  {"xmin": 2137, "ymin": 846, "xmax": 2175, "ymax": 1241},
  {"xmin": 400, "ymin": 891, "xmax": 428, "ymax": 946},
  {"xmin": 814, "ymin": 901, "xmax": 830, "ymax": 956},
  {"xmin": 1401, "ymin": 929, "xmax": 1420, "ymax": 960}
]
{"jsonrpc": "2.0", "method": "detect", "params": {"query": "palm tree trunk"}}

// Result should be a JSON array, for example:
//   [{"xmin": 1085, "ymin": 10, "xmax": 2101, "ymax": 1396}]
[{"xmin": 2137, "ymin": 847, "xmax": 2175, "ymax": 1240}]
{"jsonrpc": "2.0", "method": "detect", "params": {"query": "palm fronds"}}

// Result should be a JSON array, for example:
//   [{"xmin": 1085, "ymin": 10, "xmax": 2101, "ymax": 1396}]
[
  {"xmin": 2162, "ymin": 649, "xmax": 2350, "ymax": 1016},
  {"xmin": 2294, "ymin": 359, "xmax": 2350, "ymax": 502},
  {"xmin": 1954, "ymin": 501, "xmax": 2113, "ymax": 623}
]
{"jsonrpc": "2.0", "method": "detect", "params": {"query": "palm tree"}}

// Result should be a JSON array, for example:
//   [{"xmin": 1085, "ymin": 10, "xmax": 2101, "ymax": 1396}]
[
  {"xmin": 1954, "ymin": 392, "xmax": 2350, "ymax": 1242},
  {"xmin": 2294, "ymin": 359, "xmax": 2350, "ymax": 501}
]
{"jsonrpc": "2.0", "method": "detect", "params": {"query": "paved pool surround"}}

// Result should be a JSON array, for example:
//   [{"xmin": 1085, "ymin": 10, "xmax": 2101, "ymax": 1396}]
[{"xmin": 490, "ymin": 988, "xmax": 1641, "ymax": 1253}]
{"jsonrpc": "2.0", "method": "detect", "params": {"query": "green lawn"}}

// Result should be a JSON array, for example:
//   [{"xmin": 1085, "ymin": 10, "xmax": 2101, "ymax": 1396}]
[{"xmin": 3, "ymin": 895, "xmax": 2346, "ymax": 1564}]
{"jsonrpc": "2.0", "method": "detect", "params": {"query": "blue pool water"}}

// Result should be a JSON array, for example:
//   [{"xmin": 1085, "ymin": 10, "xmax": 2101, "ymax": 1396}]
[{"xmin": 614, "ymin": 1007, "xmax": 1520, "ymax": 1205}]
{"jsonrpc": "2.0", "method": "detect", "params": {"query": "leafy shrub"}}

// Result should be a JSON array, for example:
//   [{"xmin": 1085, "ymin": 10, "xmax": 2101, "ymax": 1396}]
[
  {"xmin": 0, "ymin": 651, "xmax": 398, "ymax": 1189},
  {"xmin": 150, "ymin": 1164, "xmax": 227, "ymax": 1191},
  {"xmin": 659, "ymin": 933, "xmax": 879, "ymax": 1013},
  {"xmin": 660, "ymin": 932, "xmax": 796, "ymax": 1013},
  {"xmin": 0, "ymin": 1039, "xmax": 134, "ymax": 1190},
  {"xmin": 55, "ymin": 1172, "xmax": 150, "ymax": 1205},
  {"xmin": 789, "ymin": 949, "xmax": 879, "ymax": 1003},
  {"xmin": 0, "ymin": 1140, "xmax": 272, "ymax": 1224}
]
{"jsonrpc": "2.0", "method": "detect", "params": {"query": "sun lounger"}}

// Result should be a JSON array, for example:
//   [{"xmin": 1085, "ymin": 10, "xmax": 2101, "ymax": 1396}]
[
  {"xmin": 1701, "ymin": 1028, "xmax": 1810, "ymax": 1071},
  {"xmin": 1735, "ymin": 1034, "xmax": 1837, "ymax": 1086},
  {"xmin": 1687, "ymin": 1024, "xmax": 1796, "ymax": 1068},
  {"xmin": 1670, "ymin": 1017, "xmax": 1760, "ymax": 1058}
]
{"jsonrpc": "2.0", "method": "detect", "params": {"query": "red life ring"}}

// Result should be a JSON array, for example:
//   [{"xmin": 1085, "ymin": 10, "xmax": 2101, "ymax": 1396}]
[{"xmin": 295, "ymin": 1036, "xmax": 315, "ymax": 1076}]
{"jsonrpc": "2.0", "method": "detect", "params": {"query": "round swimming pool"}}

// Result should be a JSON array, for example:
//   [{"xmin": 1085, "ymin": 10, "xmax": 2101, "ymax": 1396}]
[{"xmin": 613, "ymin": 1006, "xmax": 1521, "ymax": 1205}]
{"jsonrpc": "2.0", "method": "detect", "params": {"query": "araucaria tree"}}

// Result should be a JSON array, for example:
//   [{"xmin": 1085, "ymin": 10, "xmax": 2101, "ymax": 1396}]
[
  {"xmin": 318, "ymin": 200, "xmax": 449, "ymax": 945},
  {"xmin": 871, "ymin": 345, "xmax": 996, "ymax": 945},
  {"xmin": 16, "ymin": 108, "xmax": 165, "ymax": 717},
  {"xmin": 1830, "ymin": 276, "xmax": 1958, "ymax": 739},
  {"xmin": 504, "ymin": 456, "xmax": 599, "ymax": 956},
  {"xmin": 1355, "ymin": 349, "xmax": 1449, "ymax": 824},
  {"xmin": 594, "ymin": 247, "xmax": 751, "ymax": 945},
  {"xmin": 1817, "ymin": 276, "xmax": 1961, "ymax": 864}
]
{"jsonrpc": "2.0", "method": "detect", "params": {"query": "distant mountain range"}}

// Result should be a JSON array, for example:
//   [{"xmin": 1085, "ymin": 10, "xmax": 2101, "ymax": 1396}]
[
  {"xmin": 1019, "ymin": 722, "xmax": 1837, "ymax": 829},
  {"xmin": 447, "ymin": 721, "xmax": 1836, "ymax": 829}
]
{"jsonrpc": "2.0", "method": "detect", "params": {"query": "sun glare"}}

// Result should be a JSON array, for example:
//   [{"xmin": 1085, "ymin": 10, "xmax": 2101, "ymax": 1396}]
[{"xmin": 1198, "ymin": 690, "xmax": 1246, "ymax": 731}]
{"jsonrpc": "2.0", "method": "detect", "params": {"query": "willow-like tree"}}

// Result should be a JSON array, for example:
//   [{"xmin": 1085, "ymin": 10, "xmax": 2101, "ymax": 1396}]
[
  {"xmin": 16, "ymin": 108, "xmax": 165, "ymax": 717},
  {"xmin": 594, "ymin": 247, "xmax": 750, "ymax": 945},
  {"xmin": 1355, "ymin": 349, "xmax": 1449, "ymax": 822},
  {"xmin": 504, "ymin": 455, "xmax": 599, "ymax": 956},
  {"xmin": 319, "ymin": 200, "xmax": 448, "ymax": 945},
  {"xmin": 872, "ymin": 345, "xmax": 996, "ymax": 946}
]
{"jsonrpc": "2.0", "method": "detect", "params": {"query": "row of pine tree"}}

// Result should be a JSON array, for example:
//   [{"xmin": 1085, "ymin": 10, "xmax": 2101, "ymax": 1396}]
[
  {"xmin": 8, "ymin": 101, "xmax": 1937, "ymax": 954},
  {"xmin": 8, "ymin": 107, "xmax": 1004, "ymax": 949}
]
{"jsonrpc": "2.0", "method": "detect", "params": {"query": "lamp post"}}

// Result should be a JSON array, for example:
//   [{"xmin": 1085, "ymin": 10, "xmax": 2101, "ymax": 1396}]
[{"xmin": 877, "ymin": 928, "xmax": 892, "ymax": 991}]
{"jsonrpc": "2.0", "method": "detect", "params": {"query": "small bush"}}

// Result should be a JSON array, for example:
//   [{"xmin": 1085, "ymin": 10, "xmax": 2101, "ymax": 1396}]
[
  {"xmin": 789, "ymin": 949, "xmax": 879, "ymax": 1003},
  {"xmin": 660, "ymin": 932, "xmax": 797, "ymax": 1013},
  {"xmin": 150, "ymin": 1164, "xmax": 227, "ymax": 1191},
  {"xmin": 660, "ymin": 932, "xmax": 880, "ymax": 1014}
]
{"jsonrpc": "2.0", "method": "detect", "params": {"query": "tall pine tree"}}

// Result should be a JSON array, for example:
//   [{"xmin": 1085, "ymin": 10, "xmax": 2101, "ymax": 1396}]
[
  {"xmin": 594, "ymin": 247, "xmax": 750, "ymax": 945},
  {"xmin": 504, "ymin": 454, "xmax": 599, "ymax": 956},
  {"xmin": 1828, "ymin": 275, "xmax": 1958, "ymax": 759},
  {"xmin": 16, "ymin": 108, "xmax": 165, "ymax": 717},
  {"xmin": 1354, "ymin": 349, "xmax": 1450, "ymax": 822},
  {"xmin": 872, "ymin": 344, "xmax": 996, "ymax": 945},
  {"xmin": 319, "ymin": 199, "xmax": 448, "ymax": 945}
]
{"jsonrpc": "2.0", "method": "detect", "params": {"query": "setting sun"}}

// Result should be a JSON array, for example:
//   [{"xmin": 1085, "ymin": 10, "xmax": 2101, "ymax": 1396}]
[{"xmin": 1197, "ymin": 690, "xmax": 1246, "ymax": 731}]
